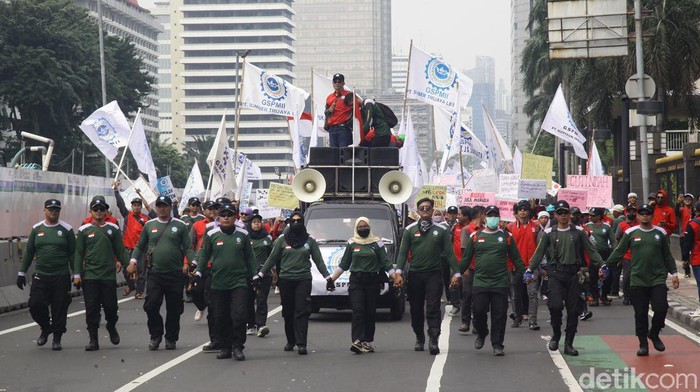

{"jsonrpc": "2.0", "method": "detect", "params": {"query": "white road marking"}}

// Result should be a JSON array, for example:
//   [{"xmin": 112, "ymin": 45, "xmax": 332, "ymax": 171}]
[
  {"xmin": 0, "ymin": 297, "xmax": 135, "ymax": 336},
  {"xmin": 649, "ymin": 310, "xmax": 700, "ymax": 344},
  {"xmin": 114, "ymin": 305, "xmax": 283, "ymax": 392},
  {"xmin": 540, "ymin": 336, "xmax": 584, "ymax": 392},
  {"xmin": 424, "ymin": 309, "xmax": 453, "ymax": 392}
]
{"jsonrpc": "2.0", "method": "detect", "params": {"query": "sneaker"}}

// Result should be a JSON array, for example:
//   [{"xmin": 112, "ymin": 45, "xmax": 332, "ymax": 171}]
[
  {"xmin": 474, "ymin": 335, "xmax": 485, "ymax": 350},
  {"xmin": 458, "ymin": 323, "xmax": 470, "ymax": 333},
  {"xmin": 580, "ymin": 311, "xmax": 593, "ymax": 321},
  {"xmin": 351, "ymin": 340, "xmax": 363, "ymax": 354},
  {"xmin": 36, "ymin": 331, "xmax": 49, "ymax": 347},
  {"xmin": 203, "ymin": 343, "xmax": 221, "ymax": 352},
  {"xmin": 361, "ymin": 341, "xmax": 375, "ymax": 353},
  {"xmin": 233, "ymin": 347, "xmax": 246, "ymax": 361},
  {"xmin": 529, "ymin": 322, "xmax": 540, "ymax": 331},
  {"xmin": 165, "ymin": 340, "xmax": 176, "ymax": 350},
  {"xmin": 194, "ymin": 310, "xmax": 203, "ymax": 321},
  {"xmin": 448, "ymin": 306, "xmax": 460, "ymax": 316},
  {"xmin": 493, "ymin": 347, "xmax": 505, "ymax": 356},
  {"xmin": 246, "ymin": 327, "xmax": 257, "ymax": 336},
  {"xmin": 257, "ymin": 326, "xmax": 270, "ymax": 338},
  {"xmin": 149, "ymin": 336, "xmax": 162, "ymax": 351},
  {"xmin": 297, "ymin": 345, "xmax": 308, "ymax": 355}
]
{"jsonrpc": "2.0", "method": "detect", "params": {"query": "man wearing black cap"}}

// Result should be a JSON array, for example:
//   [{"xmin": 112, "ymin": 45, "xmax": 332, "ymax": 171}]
[
  {"xmin": 74, "ymin": 196, "xmax": 129, "ymax": 351},
  {"xmin": 506, "ymin": 201, "xmax": 540, "ymax": 329},
  {"xmin": 325, "ymin": 73, "xmax": 362, "ymax": 147},
  {"xmin": 615, "ymin": 203, "xmax": 640, "ymax": 305},
  {"xmin": 113, "ymin": 182, "xmax": 152, "ymax": 298},
  {"xmin": 528, "ymin": 200, "xmax": 603, "ymax": 356},
  {"xmin": 182, "ymin": 197, "xmax": 205, "ymax": 228},
  {"xmin": 128, "ymin": 195, "xmax": 196, "ymax": 351},
  {"xmin": 602, "ymin": 203, "xmax": 679, "ymax": 356},
  {"xmin": 461, "ymin": 205, "xmax": 526, "ymax": 356},
  {"xmin": 193, "ymin": 203, "xmax": 256, "ymax": 360},
  {"xmin": 394, "ymin": 198, "xmax": 461, "ymax": 355},
  {"xmin": 17, "ymin": 199, "xmax": 76, "ymax": 350},
  {"xmin": 585, "ymin": 208, "xmax": 615, "ymax": 306}
]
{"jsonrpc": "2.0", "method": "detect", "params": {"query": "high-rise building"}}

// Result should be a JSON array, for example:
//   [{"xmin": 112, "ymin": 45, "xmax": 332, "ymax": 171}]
[
  {"xmin": 293, "ymin": 0, "xmax": 392, "ymax": 96},
  {"xmin": 391, "ymin": 54, "xmax": 408, "ymax": 93},
  {"xmin": 164, "ymin": 0, "xmax": 296, "ymax": 187},
  {"xmin": 76, "ymin": 0, "xmax": 162, "ymax": 135},
  {"xmin": 465, "ymin": 56, "xmax": 496, "ymax": 142},
  {"xmin": 511, "ymin": 0, "xmax": 532, "ymax": 148},
  {"xmin": 151, "ymin": 0, "xmax": 172, "ymax": 138}
]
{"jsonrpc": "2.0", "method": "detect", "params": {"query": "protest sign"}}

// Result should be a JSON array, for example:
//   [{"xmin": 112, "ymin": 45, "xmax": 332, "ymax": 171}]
[
  {"xmin": 457, "ymin": 190, "xmax": 495, "ymax": 207},
  {"xmin": 416, "ymin": 185, "xmax": 447, "ymax": 210},
  {"xmin": 566, "ymin": 175, "xmax": 613, "ymax": 208},
  {"xmin": 498, "ymin": 174, "xmax": 520, "ymax": 199},
  {"xmin": 494, "ymin": 196, "xmax": 518, "ymax": 222},
  {"xmin": 517, "ymin": 179, "xmax": 547, "ymax": 199},
  {"xmin": 157, "ymin": 176, "xmax": 177, "ymax": 201},
  {"xmin": 557, "ymin": 188, "xmax": 589, "ymax": 211},
  {"xmin": 267, "ymin": 183, "xmax": 299, "ymax": 209},
  {"xmin": 255, "ymin": 189, "xmax": 281, "ymax": 219},
  {"xmin": 521, "ymin": 154, "xmax": 553, "ymax": 188}
]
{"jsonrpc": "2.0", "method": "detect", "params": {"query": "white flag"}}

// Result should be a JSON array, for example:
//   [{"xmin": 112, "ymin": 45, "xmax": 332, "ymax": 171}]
[
  {"xmin": 129, "ymin": 113, "xmax": 158, "ymax": 188},
  {"xmin": 179, "ymin": 160, "xmax": 205, "ymax": 214},
  {"xmin": 588, "ymin": 142, "xmax": 605, "ymax": 176},
  {"xmin": 206, "ymin": 113, "xmax": 237, "ymax": 199},
  {"xmin": 311, "ymin": 71, "xmax": 335, "ymax": 140},
  {"xmin": 406, "ymin": 43, "xmax": 473, "ymax": 112},
  {"xmin": 241, "ymin": 61, "xmax": 308, "ymax": 118},
  {"xmin": 541, "ymin": 84, "xmax": 588, "ymax": 159},
  {"xmin": 287, "ymin": 116, "xmax": 307, "ymax": 170},
  {"xmin": 483, "ymin": 105, "xmax": 514, "ymax": 174},
  {"xmin": 513, "ymin": 146, "xmax": 523, "ymax": 177},
  {"xmin": 399, "ymin": 108, "xmax": 427, "ymax": 203},
  {"xmin": 79, "ymin": 101, "xmax": 131, "ymax": 160},
  {"xmin": 437, "ymin": 109, "xmax": 487, "ymax": 175}
]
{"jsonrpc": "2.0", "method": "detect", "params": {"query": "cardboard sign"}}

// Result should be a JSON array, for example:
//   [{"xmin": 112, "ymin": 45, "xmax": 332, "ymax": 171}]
[
  {"xmin": 416, "ymin": 185, "xmax": 447, "ymax": 210},
  {"xmin": 267, "ymin": 183, "xmax": 299, "ymax": 210},
  {"xmin": 521, "ymin": 153, "xmax": 553, "ymax": 188},
  {"xmin": 255, "ymin": 189, "xmax": 281, "ymax": 219},
  {"xmin": 517, "ymin": 179, "xmax": 547, "ymax": 199},
  {"xmin": 566, "ymin": 175, "xmax": 613, "ymax": 208},
  {"xmin": 468, "ymin": 168, "xmax": 498, "ymax": 192},
  {"xmin": 457, "ymin": 190, "xmax": 496, "ymax": 207},
  {"xmin": 157, "ymin": 176, "xmax": 177, "ymax": 201},
  {"xmin": 123, "ymin": 176, "xmax": 158, "ymax": 206},
  {"xmin": 498, "ymin": 174, "xmax": 520, "ymax": 199},
  {"xmin": 495, "ymin": 196, "xmax": 519, "ymax": 222},
  {"xmin": 557, "ymin": 188, "xmax": 589, "ymax": 211}
]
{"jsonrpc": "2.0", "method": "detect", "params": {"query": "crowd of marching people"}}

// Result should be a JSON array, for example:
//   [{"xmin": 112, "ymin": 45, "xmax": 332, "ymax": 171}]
[{"xmin": 15, "ymin": 185, "xmax": 688, "ymax": 359}]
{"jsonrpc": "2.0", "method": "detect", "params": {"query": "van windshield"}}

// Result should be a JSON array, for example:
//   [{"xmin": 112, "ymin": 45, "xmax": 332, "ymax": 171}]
[{"xmin": 305, "ymin": 207, "xmax": 395, "ymax": 243}]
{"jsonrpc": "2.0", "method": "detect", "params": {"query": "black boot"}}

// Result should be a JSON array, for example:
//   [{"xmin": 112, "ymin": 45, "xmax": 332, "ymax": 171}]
[
  {"xmin": 548, "ymin": 332, "xmax": 560, "ymax": 351},
  {"xmin": 36, "ymin": 330, "xmax": 50, "ymax": 346},
  {"xmin": 648, "ymin": 332, "xmax": 666, "ymax": 352},
  {"xmin": 217, "ymin": 348, "xmax": 232, "ymax": 359},
  {"xmin": 414, "ymin": 333, "xmax": 425, "ymax": 351},
  {"xmin": 85, "ymin": 330, "xmax": 99, "ymax": 351},
  {"xmin": 563, "ymin": 338, "xmax": 578, "ymax": 356},
  {"xmin": 52, "ymin": 333, "xmax": 62, "ymax": 351},
  {"xmin": 233, "ymin": 347, "xmax": 246, "ymax": 361},
  {"xmin": 428, "ymin": 333, "xmax": 440, "ymax": 355},
  {"xmin": 106, "ymin": 325, "xmax": 120, "ymax": 345},
  {"xmin": 637, "ymin": 336, "xmax": 649, "ymax": 356}
]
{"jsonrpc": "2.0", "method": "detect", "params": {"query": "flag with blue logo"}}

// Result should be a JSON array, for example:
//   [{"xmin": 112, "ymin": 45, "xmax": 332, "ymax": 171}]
[{"xmin": 79, "ymin": 101, "xmax": 131, "ymax": 160}]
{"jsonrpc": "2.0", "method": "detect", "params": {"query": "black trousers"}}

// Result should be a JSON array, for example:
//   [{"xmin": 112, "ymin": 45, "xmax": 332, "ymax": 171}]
[
  {"xmin": 348, "ymin": 272, "xmax": 381, "ymax": 342},
  {"xmin": 407, "ymin": 270, "xmax": 443, "ymax": 340},
  {"xmin": 277, "ymin": 278, "xmax": 312, "ymax": 347},
  {"xmin": 82, "ymin": 279, "xmax": 118, "ymax": 333},
  {"xmin": 210, "ymin": 287, "xmax": 248, "ymax": 350},
  {"xmin": 510, "ymin": 271, "xmax": 527, "ymax": 319},
  {"xmin": 28, "ymin": 274, "xmax": 72, "ymax": 335},
  {"xmin": 547, "ymin": 268, "xmax": 581, "ymax": 342},
  {"xmin": 622, "ymin": 259, "xmax": 632, "ymax": 300},
  {"xmin": 630, "ymin": 285, "xmax": 669, "ymax": 337},
  {"xmin": 461, "ymin": 273, "xmax": 474, "ymax": 325},
  {"xmin": 472, "ymin": 286, "xmax": 509, "ymax": 349},
  {"xmin": 122, "ymin": 248, "xmax": 146, "ymax": 293},
  {"xmin": 439, "ymin": 257, "xmax": 454, "ymax": 303},
  {"xmin": 610, "ymin": 264, "xmax": 622, "ymax": 295},
  {"xmin": 246, "ymin": 274, "xmax": 273, "ymax": 328},
  {"xmin": 144, "ymin": 271, "xmax": 184, "ymax": 342}
]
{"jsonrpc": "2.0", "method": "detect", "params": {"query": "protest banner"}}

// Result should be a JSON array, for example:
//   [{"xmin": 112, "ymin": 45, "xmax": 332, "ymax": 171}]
[
  {"xmin": 255, "ymin": 189, "xmax": 281, "ymax": 219},
  {"xmin": 494, "ymin": 196, "xmax": 518, "ymax": 222},
  {"xmin": 468, "ymin": 168, "xmax": 498, "ymax": 192},
  {"xmin": 157, "ymin": 176, "xmax": 177, "ymax": 201},
  {"xmin": 416, "ymin": 185, "xmax": 447, "ymax": 210},
  {"xmin": 267, "ymin": 183, "xmax": 299, "ymax": 209},
  {"xmin": 566, "ymin": 175, "xmax": 613, "ymax": 208},
  {"xmin": 517, "ymin": 179, "xmax": 547, "ymax": 200},
  {"xmin": 521, "ymin": 153, "xmax": 553, "ymax": 188},
  {"xmin": 557, "ymin": 188, "xmax": 589, "ymax": 211},
  {"xmin": 498, "ymin": 174, "xmax": 520, "ymax": 199},
  {"xmin": 122, "ymin": 176, "xmax": 157, "ymax": 206},
  {"xmin": 457, "ymin": 190, "xmax": 496, "ymax": 207}
]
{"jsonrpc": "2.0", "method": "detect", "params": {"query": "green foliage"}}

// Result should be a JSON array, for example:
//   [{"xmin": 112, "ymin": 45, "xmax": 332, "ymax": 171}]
[
  {"xmin": 148, "ymin": 138, "xmax": 189, "ymax": 188},
  {"xmin": 184, "ymin": 135, "xmax": 215, "ymax": 181}
]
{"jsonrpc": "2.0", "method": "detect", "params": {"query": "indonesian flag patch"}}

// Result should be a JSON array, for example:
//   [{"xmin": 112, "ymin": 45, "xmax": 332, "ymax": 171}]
[
  {"xmin": 88, "ymin": 232, "xmax": 95, "ymax": 238},
  {"xmin": 37, "ymin": 231, "xmax": 45, "ymax": 237},
  {"xmin": 216, "ymin": 240, "xmax": 224, "ymax": 246},
  {"xmin": 353, "ymin": 247, "xmax": 361, "ymax": 252},
  {"xmin": 477, "ymin": 238, "xmax": 485, "ymax": 243},
  {"xmin": 151, "ymin": 228, "xmax": 158, "ymax": 233},
  {"xmin": 633, "ymin": 237, "xmax": 641, "ymax": 242}
]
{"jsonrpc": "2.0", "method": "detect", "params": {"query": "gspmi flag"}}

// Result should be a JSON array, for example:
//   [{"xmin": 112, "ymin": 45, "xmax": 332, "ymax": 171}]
[
  {"xmin": 241, "ymin": 61, "xmax": 308, "ymax": 118},
  {"xmin": 79, "ymin": 101, "xmax": 131, "ymax": 160}
]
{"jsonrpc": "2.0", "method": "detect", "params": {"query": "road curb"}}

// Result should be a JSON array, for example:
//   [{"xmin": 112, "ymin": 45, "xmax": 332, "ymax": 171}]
[{"xmin": 668, "ymin": 300, "xmax": 700, "ymax": 331}]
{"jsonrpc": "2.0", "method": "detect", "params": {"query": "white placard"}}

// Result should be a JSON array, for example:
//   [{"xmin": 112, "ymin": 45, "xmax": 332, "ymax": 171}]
[{"xmin": 517, "ymin": 179, "xmax": 547, "ymax": 200}]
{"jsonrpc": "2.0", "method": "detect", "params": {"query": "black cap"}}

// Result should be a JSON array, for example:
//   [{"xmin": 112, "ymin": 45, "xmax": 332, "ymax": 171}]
[
  {"xmin": 155, "ymin": 195, "xmax": 172, "ymax": 206},
  {"xmin": 249, "ymin": 214, "xmax": 263, "ymax": 222},
  {"xmin": 571, "ymin": 206, "xmax": 581, "ymax": 215},
  {"xmin": 332, "ymin": 73, "xmax": 344, "ymax": 82},
  {"xmin": 589, "ymin": 207, "xmax": 604, "ymax": 216},
  {"xmin": 555, "ymin": 200, "xmax": 570, "ymax": 212},
  {"xmin": 485, "ymin": 205, "xmax": 500, "ymax": 216},
  {"xmin": 648, "ymin": 193, "xmax": 656, "ymax": 200},
  {"xmin": 203, "ymin": 200, "xmax": 217, "ymax": 210},
  {"xmin": 45, "ymin": 199, "xmax": 61, "ymax": 209},
  {"xmin": 90, "ymin": 195, "xmax": 109, "ymax": 209},
  {"xmin": 446, "ymin": 206, "xmax": 458, "ymax": 214},
  {"xmin": 219, "ymin": 204, "xmax": 236, "ymax": 213},
  {"xmin": 694, "ymin": 201, "xmax": 700, "ymax": 211},
  {"xmin": 188, "ymin": 197, "xmax": 201, "ymax": 206},
  {"xmin": 215, "ymin": 197, "xmax": 232, "ymax": 206},
  {"xmin": 130, "ymin": 197, "xmax": 142, "ymax": 205},
  {"xmin": 638, "ymin": 204, "xmax": 654, "ymax": 214},
  {"xmin": 626, "ymin": 203, "xmax": 638, "ymax": 211},
  {"xmin": 514, "ymin": 200, "xmax": 531, "ymax": 212}
]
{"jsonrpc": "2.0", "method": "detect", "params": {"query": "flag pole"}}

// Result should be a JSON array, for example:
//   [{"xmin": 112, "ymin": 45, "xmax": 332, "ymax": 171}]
[
  {"xmin": 530, "ymin": 128, "xmax": 543, "ymax": 154},
  {"xmin": 401, "ymin": 40, "xmax": 414, "ymax": 125},
  {"xmin": 113, "ymin": 108, "xmax": 141, "ymax": 183},
  {"xmin": 233, "ymin": 58, "xmax": 247, "ymax": 173},
  {"xmin": 108, "ymin": 159, "xmax": 137, "ymax": 188},
  {"xmin": 456, "ymin": 84, "xmax": 465, "ymax": 189}
]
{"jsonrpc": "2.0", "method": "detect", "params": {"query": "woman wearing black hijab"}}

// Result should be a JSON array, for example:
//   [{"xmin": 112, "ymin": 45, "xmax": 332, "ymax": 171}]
[
  {"xmin": 245, "ymin": 214, "xmax": 274, "ymax": 337},
  {"xmin": 256, "ymin": 210, "xmax": 333, "ymax": 355}
]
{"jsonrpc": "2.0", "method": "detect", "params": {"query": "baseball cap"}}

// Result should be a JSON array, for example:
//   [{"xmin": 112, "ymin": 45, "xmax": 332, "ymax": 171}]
[
  {"xmin": 571, "ymin": 206, "xmax": 581, "ymax": 215},
  {"xmin": 537, "ymin": 211, "xmax": 550, "ymax": 219},
  {"xmin": 188, "ymin": 197, "xmax": 201, "ymax": 206},
  {"xmin": 215, "ymin": 197, "xmax": 232, "ymax": 206},
  {"xmin": 484, "ymin": 205, "xmax": 500, "ymax": 216},
  {"xmin": 638, "ymin": 204, "xmax": 654, "ymax": 214},
  {"xmin": 203, "ymin": 200, "xmax": 217, "ymax": 210},
  {"xmin": 589, "ymin": 207, "xmax": 604, "ymax": 216},
  {"xmin": 90, "ymin": 195, "xmax": 109, "ymax": 209},
  {"xmin": 446, "ymin": 206, "xmax": 458, "ymax": 214},
  {"xmin": 612, "ymin": 204, "xmax": 624, "ymax": 213},
  {"xmin": 694, "ymin": 201, "xmax": 700, "ymax": 211},
  {"xmin": 155, "ymin": 195, "xmax": 172, "ymax": 206},
  {"xmin": 627, "ymin": 192, "xmax": 638, "ymax": 199},
  {"xmin": 626, "ymin": 203, "xmax": 638, "ymax": 211},
  {"xmin": 249, "ymin": 213, "xmax": 263, "ymax": 222},
  {"xmin": 554, "ymin": 200, "xmax": 570, "ymax": 212},
  {"xmin": 130, "ymin": 197, "xmax": 142, "ymax": 205},
  {"xmin": 45, "ymin": 199, "xmax": 61, "ymax": 209},
  {"xmin": 219, "ymin": 204, "xmax": 236, "ymax": 213},
  {"xmin": 648, "ymin": 193, "xmax": 656, "ymax": 200},
  {"xmin": 332, "ymin": 73, "xmax": 344, "ymax": 82},
  {"xmin": 514, "ymin": 200, "xmax": 530, "ymax": 211},
  {"xmin": 684, "ymin": 193, "xmax": 694, "ymax": 199}
]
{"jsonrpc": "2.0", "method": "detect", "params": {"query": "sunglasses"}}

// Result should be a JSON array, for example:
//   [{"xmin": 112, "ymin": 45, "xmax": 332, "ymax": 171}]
[
  {"xmin": 291, "ymin": 218, "xmax": 303, "ymax": 223},
  {"xmin": 332, "ymin": 81, "xmax": 343, "ymax": 84},
  {"xmin": 219, "ymin": 211, "xmax": 235, "ymax": 218},
  {"xmin": 418, "ymin": 205, "xmax": 433, "ymax": 211},
  {"xmin": 47, "ymin": 207, "xmax": 61, "ymax": 212},
  {"xmin": 91, "ymin": 206, "xmax": 106, "ymax": 212},
  {"xmin": 240, "ymin": 213, "xmax": 248, "ymax": 216},
  {"xmin": 638, "ymin": 211, "xmax": 652, "ymax": 216},
  {"xmin": 555, "ymin": 209, "xmax": 570, "ymax": 215}
]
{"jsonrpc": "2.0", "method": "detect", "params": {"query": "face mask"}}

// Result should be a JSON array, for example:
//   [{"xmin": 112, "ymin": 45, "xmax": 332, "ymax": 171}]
[
  {"xmin": 357, "ymin": 228, "xmax": 370, "ymax": 238},
  {"xmin": 485, "ymin": 217, "xmax": 500, "ymax": 229},
  {"xmin": 432, "ymin": 216, "xmax": 444, "ymax": 224},
  {"xmin": 290, "ymin": 220, "xmax": 304, "ymax": 233}
]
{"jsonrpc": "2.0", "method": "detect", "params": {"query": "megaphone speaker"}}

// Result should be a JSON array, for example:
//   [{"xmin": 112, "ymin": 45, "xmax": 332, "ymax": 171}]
[
  {"xmin": 292, "ymin": 169, "xmax": 326, "ymax": 203},
  {"xmin": 378, "ymin": 170, "xmax": 412, "ymax": 204}
]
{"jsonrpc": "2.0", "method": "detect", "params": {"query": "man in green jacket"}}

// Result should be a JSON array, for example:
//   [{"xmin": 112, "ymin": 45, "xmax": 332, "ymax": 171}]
[
  {"xmin": 360, "ymin": 99, "xmax": 391, "ymax": 147},
  {"xmin": 603, "ymin": 203, "xmax": 680, "ymax": 356}
]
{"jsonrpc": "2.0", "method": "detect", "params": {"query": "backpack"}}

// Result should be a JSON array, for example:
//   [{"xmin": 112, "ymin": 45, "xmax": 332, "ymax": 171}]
[{"xmin": 376, "ymin": 102, "xmax": 398, "ymax": 128}]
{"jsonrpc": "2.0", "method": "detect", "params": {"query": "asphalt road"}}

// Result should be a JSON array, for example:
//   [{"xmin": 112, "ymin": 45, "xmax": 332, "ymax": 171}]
[{"xmin": 1, "ymin": 290, "xmax": 699, "ymax": 392}]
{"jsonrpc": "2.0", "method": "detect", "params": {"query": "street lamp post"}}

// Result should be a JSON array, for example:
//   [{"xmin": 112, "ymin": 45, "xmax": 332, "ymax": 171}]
[
  {"xmin": 233, "ymin": 49, "xmax": 251, "ymax": 173},
  {"xmin": 97, "ymin": 0, "xmax": 109, "ymax": 177}
]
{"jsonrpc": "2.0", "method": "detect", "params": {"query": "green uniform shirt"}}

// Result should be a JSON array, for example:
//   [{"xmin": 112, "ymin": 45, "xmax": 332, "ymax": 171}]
[
  {"xmin": 611, "ymin": 216, "xmax": 625, "ymax": 237},
  {"xmin": 260, "ymin": 235, "xmax": 330, "ymax": 281},
  {"xmin": 21, "ymin": 220, "xmax": 76, "ymax": 276},
  {"xmin": 75, "ymin": 222, "xmax": 128, "ymax": 280},
  {"xmin": 195, "ymin": 226, "xmax": 256, "ymax": 290},
  {"xmin": 584, "ymin": 222, "xmax": 614, "ymax": 254},
  {"xmin": 397, "ymin": 221, "xmax": 459, "ymax": 273},
  {"xmin": 182, "ymin": 214, "xmax": 205, "ymax": 228},
  {"xmin": 529, "ymin": 225, "xmax": 603, "ymax": 270},
  {"xmin": 250, "ymin": 235, "xmax": 274, "ymax": 273},
  {"xmin": 605, "ymin": 225, "xmax": 677, "ymax": 287},
  {"xmin": 131, "ymin": 218, "xmax": 195, "ymax": 273},
  {"xmin": 338, "ymin": 240, "xmax": 393, "ymax": 273},
  {"xmin": 460, "ymin": 230, "xmax": 525, "ymax": 288}
]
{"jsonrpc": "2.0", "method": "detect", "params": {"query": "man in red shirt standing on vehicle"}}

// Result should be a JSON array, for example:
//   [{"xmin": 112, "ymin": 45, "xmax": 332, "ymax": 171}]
[
  {"xmin": 325, "ymin": 73, "xmax": 362, "ymax": 147},
  {"xmin": 506, "ymin": 201, "xmax": 540, "ymax": 330}
]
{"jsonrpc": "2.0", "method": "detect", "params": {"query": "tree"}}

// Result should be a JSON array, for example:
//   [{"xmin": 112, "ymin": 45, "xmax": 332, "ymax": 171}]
[
  {"xmin": 0, "ymin": 0, "xmax": 153, "ymax": 174},
  {"xmin": 148, "ymin": 138, "xmax": 190, "ymax": 188},
  {"xmin": 184, "ymin": 135, "xmax": 215, "ymax": 181}
]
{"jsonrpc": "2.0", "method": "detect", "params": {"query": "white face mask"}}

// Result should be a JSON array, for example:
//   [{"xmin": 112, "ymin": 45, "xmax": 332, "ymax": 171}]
[
  {"xmin": 432, "ymin": 216, "xmax": 444, "ymax": 224},
  {"xmin": 485, "ymin": 217, "xmax": 500, "ymax": 229}
]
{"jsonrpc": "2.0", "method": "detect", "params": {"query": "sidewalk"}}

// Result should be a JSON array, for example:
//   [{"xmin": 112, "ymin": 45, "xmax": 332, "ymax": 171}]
[{"xmin": 667, "ymin": 259, "xmax": 700, "ymax": 331}]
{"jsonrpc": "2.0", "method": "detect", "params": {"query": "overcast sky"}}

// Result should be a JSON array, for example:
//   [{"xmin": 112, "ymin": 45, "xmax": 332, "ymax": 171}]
[{"xmin": 392, "ymin": 0, "xmax": 512, "ymax": 90}]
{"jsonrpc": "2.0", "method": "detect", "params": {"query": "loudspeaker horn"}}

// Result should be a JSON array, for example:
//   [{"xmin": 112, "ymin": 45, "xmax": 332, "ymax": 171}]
[
  {"xmin": 378, "ymin": 170, "xmax": 412, "ymax": 204},
  {"xmin": 292, "ymin": 169, "xmax": 327, "ymax": 203}
]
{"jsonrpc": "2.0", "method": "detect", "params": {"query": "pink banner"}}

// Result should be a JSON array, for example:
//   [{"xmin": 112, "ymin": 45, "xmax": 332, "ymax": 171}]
[
  {"xmin": 566, "ymin": 175, "xmax": 613, "ymax": 208},
  {"xmin": 557, "ymin": 188, "xmax": 589, "ymax": 211},
  {"xmin": 495, "ymin": 197, "xmax": 518, "ymax": 222},
  {"xmin": 458, "ymin": 190, "xmax": 496, "ymax": 207}
]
